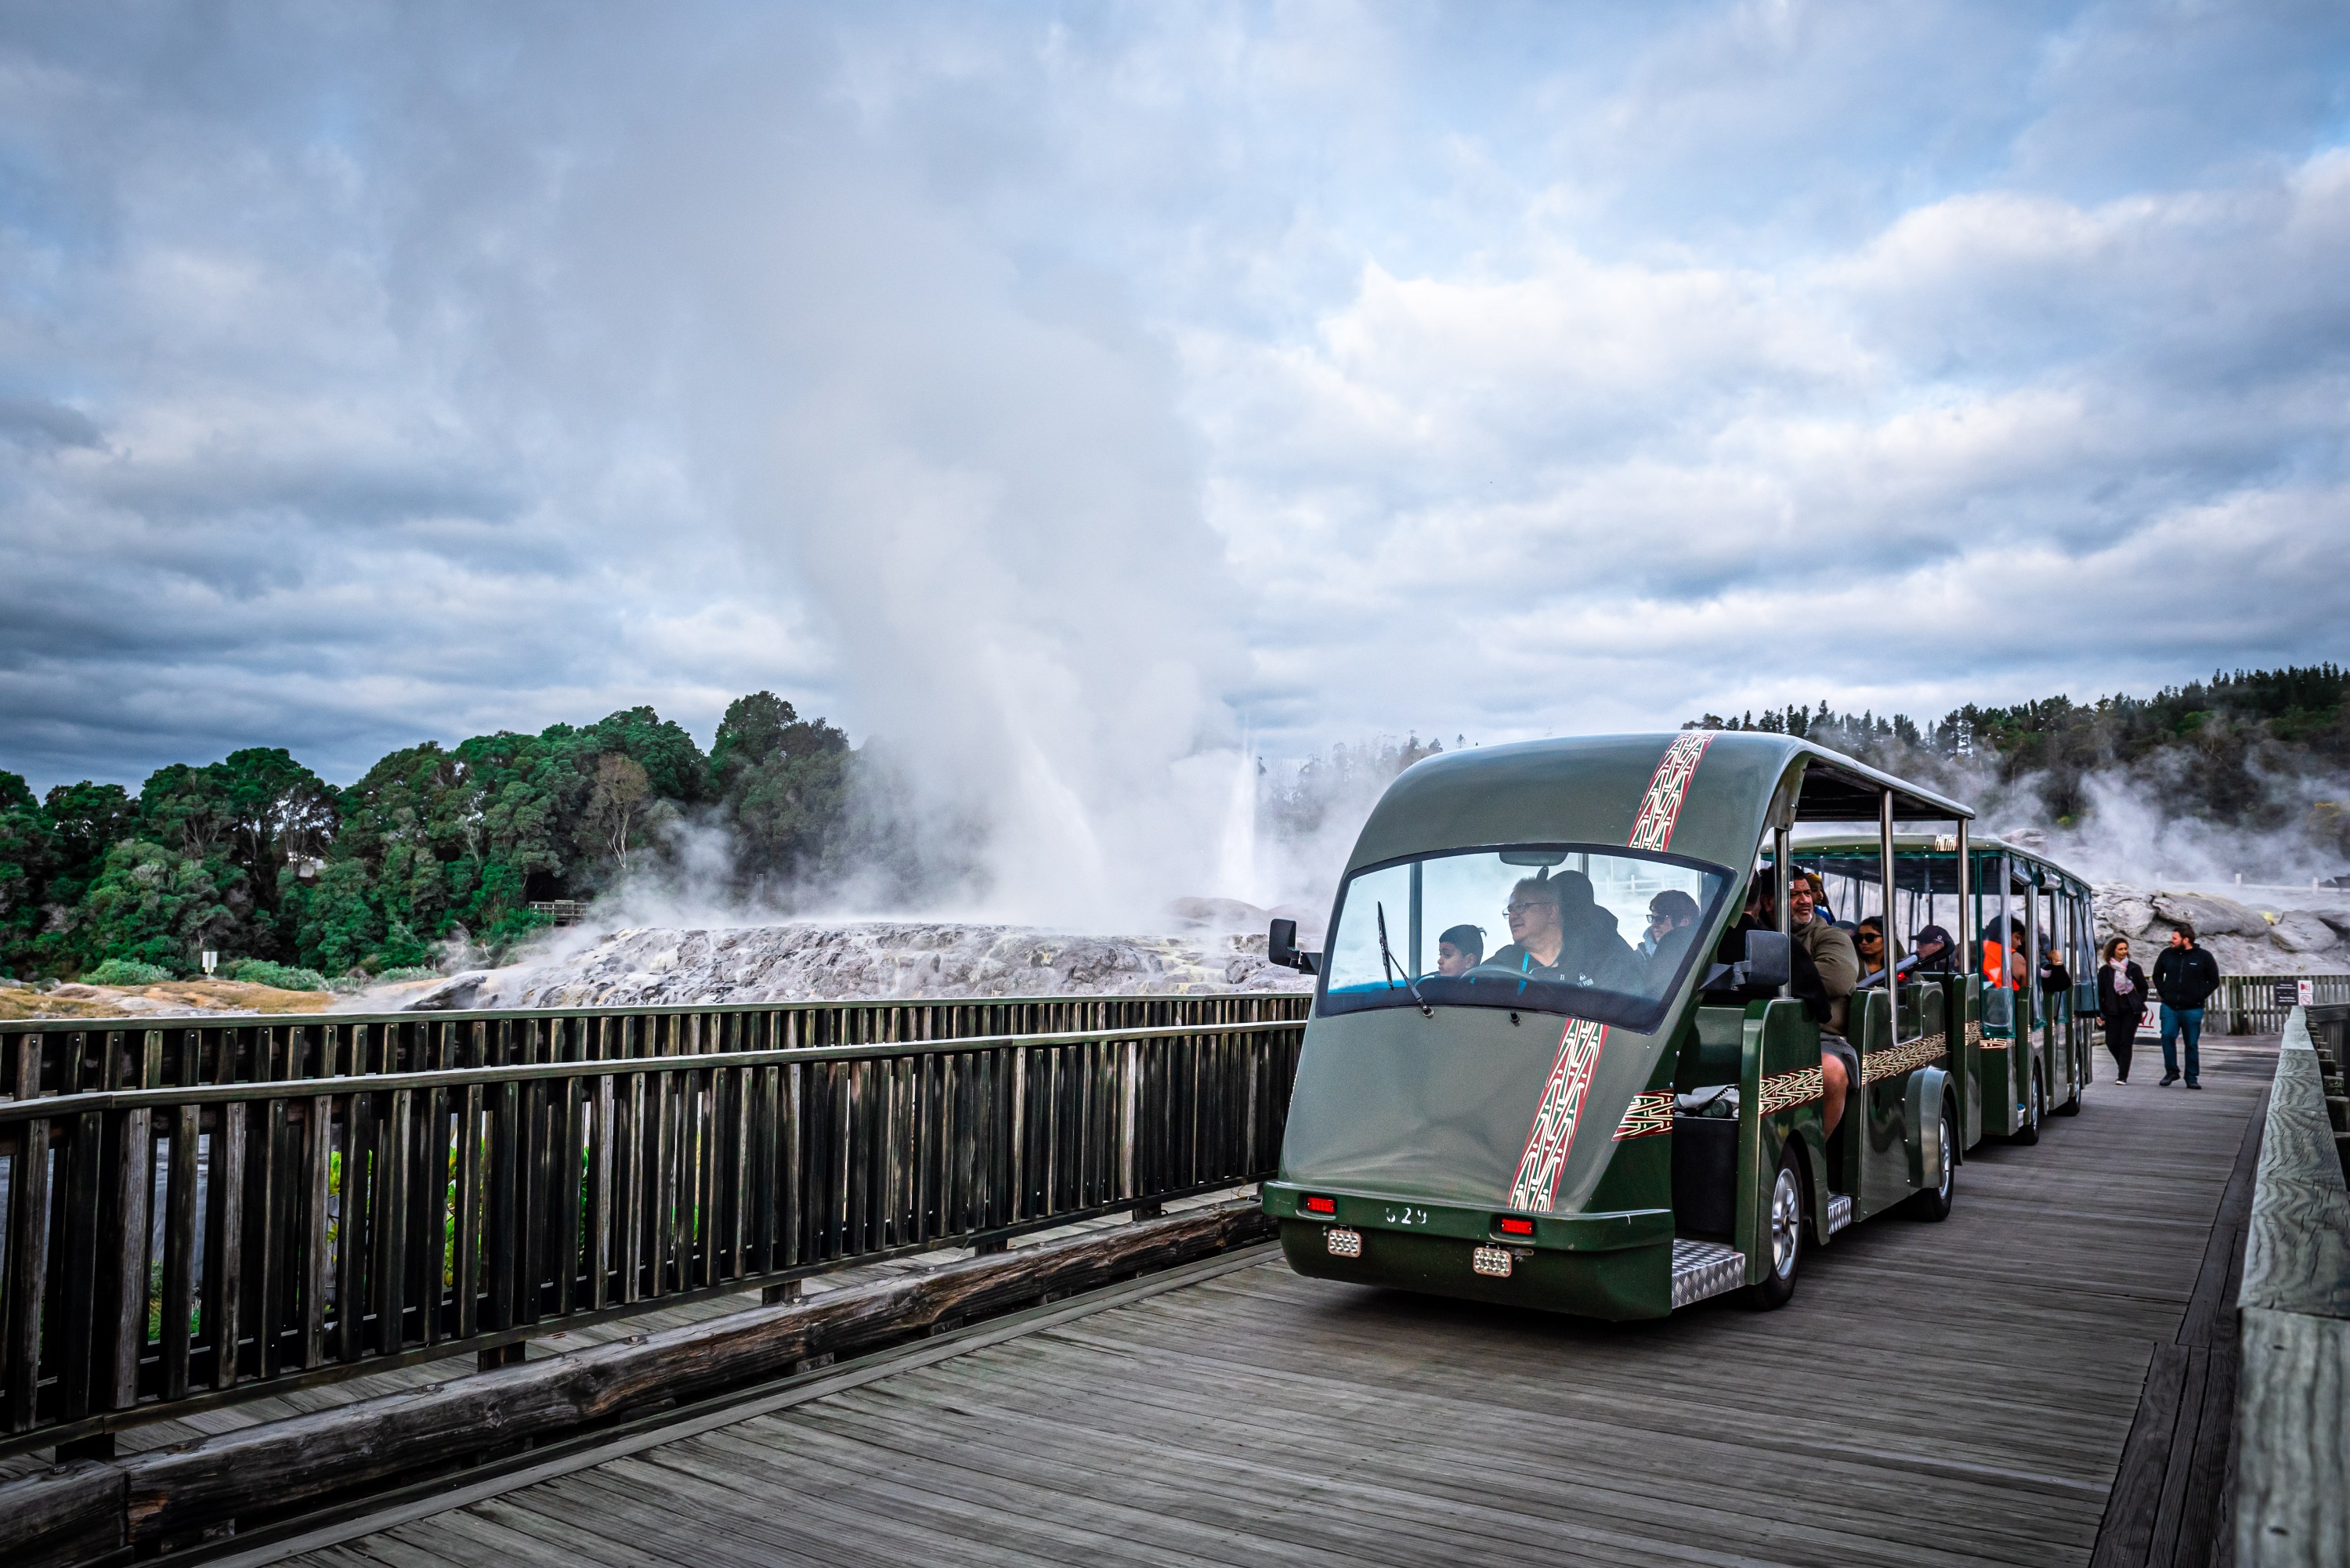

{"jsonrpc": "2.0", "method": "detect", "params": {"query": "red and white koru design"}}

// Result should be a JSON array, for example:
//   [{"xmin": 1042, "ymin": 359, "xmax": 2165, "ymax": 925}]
[{"xmin": 1507, "ymin": 732, "xmax": 1713, "ymax": 1209}]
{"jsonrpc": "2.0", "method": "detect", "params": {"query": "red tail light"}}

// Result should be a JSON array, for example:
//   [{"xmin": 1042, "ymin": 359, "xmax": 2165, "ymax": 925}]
[
  {"xmin": 1499, "ymin": 1216, "xmax": 1535, "ymax": 1236},
  {"xmin": 1303, "ymin": 1194, "xmax": 1336, "ymax": 1216}
]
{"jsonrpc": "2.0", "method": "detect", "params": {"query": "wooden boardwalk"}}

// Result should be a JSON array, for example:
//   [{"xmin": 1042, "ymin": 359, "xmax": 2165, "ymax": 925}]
[{"xmin": 236, "ymin": 1041, "xmax": 2273, "ymax": 1568}]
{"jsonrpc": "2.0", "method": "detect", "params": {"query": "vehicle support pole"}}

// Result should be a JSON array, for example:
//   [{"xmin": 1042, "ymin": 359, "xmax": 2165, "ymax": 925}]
[
  {"xmin": 1879, "ymin": 789, "xmax": 1897, "ymax": 1010},
  {"xmin": 1954, "ymin": 821, "xmax": 1971, "ymax": 976},
  {"xmin": 1774, "ymin": 825, "xmax": 1793, "ymax": 1000}
]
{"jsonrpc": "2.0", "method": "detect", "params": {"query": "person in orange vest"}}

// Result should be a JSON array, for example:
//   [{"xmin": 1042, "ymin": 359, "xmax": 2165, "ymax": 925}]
[{"xmin": 1981, "ymin": 916, "xmax": 2009, "ymax": 990}]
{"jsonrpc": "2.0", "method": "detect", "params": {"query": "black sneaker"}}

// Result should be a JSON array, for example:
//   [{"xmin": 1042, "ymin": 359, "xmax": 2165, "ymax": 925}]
[
  {"xmin": 2160, "ymin": 1071, "xmax": 2180, "ymax": 1086},
  {"xmin": 2188, "ymin": 1081, "xmax": 2203, "ymax": 1089}
]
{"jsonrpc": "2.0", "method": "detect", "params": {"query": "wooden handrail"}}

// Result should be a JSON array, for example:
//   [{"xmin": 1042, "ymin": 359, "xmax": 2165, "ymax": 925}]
[{"xmin": 2232, "ymin": 1003, "xmax": 2350, "ymax": 1562}]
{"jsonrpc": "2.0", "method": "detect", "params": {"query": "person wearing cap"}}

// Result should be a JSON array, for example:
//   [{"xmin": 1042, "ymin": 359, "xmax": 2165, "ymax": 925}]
[{"xmin": 1911, "ymin": 923, "xmax": 1958, "ymax": 972}]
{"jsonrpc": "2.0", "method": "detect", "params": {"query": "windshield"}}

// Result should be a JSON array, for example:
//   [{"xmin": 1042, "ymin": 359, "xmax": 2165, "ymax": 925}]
[{"xmin": 1321, "ymin": 844, "xmax": 1734, "ymax": 1031}]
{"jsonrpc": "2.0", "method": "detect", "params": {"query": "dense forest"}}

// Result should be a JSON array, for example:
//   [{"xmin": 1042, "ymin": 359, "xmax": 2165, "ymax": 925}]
[
  {"xmin": 0, "ymin": 693, "xmax": 850, "ymax": 985},
  {"xmin": 4, "ymin": 664, "xmax": 2344, "ymax": 985},
  {"xmin": 1682, "ymin": 663, "xmax": 2350, "ymax": 871}
]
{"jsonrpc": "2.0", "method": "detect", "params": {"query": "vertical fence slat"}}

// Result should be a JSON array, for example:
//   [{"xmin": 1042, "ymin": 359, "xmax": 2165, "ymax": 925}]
[{"xmin": 161, "ymin": 1103, "xmax": 200, "ymax": 1399}]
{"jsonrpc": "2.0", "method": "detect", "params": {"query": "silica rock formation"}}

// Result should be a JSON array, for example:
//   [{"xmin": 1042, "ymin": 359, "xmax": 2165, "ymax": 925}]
[{"xmin": 396, "ymin": 921, "xmax": 1315, "ymax": 1010}]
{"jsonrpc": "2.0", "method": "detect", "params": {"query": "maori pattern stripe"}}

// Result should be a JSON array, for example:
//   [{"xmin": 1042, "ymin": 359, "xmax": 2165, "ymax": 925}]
[
  {"xmin": 1627, "ymin": 732, "xmax": 1716, "ymax": 851},
  {"xmin": 1759, "ymin": 1066, "xmax": 1824, "ymax": 1115},
  {"xmin": 1612, "ymin": 1092, "xmax": 1676, "ymax": 1140},
  {"xmin": 1861, "ymin": 1033, "xmax": 1950, "ymax": 1084},
  {"xmin": 1509, "ymin": 1018, "xmax": 1609, "ymax": 1208},
  {"xmin": 1965, "ymin": 1020, "xmax": 1983, "ymax": 1049},
  {"xmin": 1508, "ymin": 732, "xmax": 1716, "ymax": 1211}
]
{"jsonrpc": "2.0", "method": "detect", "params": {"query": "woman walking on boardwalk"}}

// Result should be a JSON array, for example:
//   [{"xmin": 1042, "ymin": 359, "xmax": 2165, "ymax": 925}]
[{"xmin": 2097, "ymin": 936, "xmax": 2149, "ymax": 1083}]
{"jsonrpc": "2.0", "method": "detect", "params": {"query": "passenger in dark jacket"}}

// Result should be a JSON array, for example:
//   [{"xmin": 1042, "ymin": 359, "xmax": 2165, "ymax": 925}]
[
  {"xmin": 2096, "ymin": 936, "xmax": 2148, "ymax": 1082},
  {"xmin": 2150, "ymin": 924, "xmax": 2220, "ymax": 1088}
]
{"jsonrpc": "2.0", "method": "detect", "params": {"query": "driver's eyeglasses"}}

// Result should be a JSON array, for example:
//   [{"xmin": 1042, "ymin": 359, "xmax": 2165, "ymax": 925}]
[{"xmin": 1505, "ymin": 901, "xmax": 1546, "ymax": 916}]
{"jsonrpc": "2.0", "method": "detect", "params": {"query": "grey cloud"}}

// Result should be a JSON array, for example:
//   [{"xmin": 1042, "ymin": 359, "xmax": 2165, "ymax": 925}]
[
  {"xmin": 0, "ymin": 397, "xmax": 103, "ymax": 449},
  {"xmin": 2, "ymin": 1, "xmax": 2347, "ymax": 915}
]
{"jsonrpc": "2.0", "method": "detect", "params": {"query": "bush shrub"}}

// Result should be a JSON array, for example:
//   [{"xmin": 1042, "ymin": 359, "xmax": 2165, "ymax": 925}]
[
  {"xmin": 231, "ymin": 958, "xmax": 331, "ymax": 992},
  {"xmin": 86, "ymin": 957, "xmax": 178, "ymax": 986},
  {"xmin": 374, "ymin": 965, "xmax": 440, "ymax": 983}
]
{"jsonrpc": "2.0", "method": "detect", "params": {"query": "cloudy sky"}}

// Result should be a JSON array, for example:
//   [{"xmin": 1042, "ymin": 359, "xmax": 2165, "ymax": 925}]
[{"xmin": 3, "ymin": 2, "xmax": 2348, "ymax": 909}]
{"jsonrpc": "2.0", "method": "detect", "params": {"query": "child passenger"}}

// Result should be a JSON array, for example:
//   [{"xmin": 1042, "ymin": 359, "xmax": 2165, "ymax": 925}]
[{"xmin": 1434, "ymin": 923, "xmax": 1485, "ymax": 976}]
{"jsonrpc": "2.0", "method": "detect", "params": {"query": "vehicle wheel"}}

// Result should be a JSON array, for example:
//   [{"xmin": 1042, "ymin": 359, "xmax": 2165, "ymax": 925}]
[
  {"xmin": 1908, "ymin": 1096, "xmax": 1958, "ymax": 1221},
  {"xmin": 2052, "ymin": 1068, "xmax": 2082, "ymax": 1117},
  {"xmin": 1744, "ymin": 1147, "xmax": 1804, "ymax": 1310},
  {"xmin": 2012, "ymin": 1070, "xmax": 2042, "ymax": 1145}
]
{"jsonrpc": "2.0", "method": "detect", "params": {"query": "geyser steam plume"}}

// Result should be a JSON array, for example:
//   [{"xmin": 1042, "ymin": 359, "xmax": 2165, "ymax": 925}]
[{"xmin": 571, "ymin": 39, "xmax": 1253, "ymax": 928}]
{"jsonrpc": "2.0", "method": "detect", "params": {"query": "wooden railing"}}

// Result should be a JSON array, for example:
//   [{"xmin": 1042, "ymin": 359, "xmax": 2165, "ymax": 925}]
[
  {"xmin": 2232, "ymin": 1003, "xmax": 2350, "ymax": 1562},
  {"xmin": 2211, "ymin": 974, "xmax": 2350, "ymax": 1037},
  {"xmin": 0, "ymin": 993, "xmax": 1300, "ymax": 1097},
  {"xmin": 0, "ymin": 994, "xmax": 1308, "ymax": 1457}
]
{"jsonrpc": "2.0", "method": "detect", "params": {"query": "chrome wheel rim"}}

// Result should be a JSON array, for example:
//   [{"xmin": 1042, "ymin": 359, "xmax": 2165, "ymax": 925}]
[
  {"xmin": 1769, "ymin": 1167, "xmax": 1801, "ymax": 1279},
  {"xmin": 1937, "ymin": 1111, "xmax": 1955, "ymax": 1202}
]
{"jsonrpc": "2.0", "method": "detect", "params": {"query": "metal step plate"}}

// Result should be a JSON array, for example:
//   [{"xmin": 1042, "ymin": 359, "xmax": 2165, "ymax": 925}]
[
  {"xmin": 1669, "ymin": 1238, "xmax": 1745, "ymax": 1308},
  {"xmin": 1826, "ymin": 1194, "xmax": 1853, "ymax": 1235}
]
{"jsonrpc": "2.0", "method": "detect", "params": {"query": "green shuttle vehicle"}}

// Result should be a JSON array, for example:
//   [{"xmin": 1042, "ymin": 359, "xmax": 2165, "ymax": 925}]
[
  {"xmin": 1788, "ymin": 827, "xmax": 2095, "ymax": 1151},
  {"xmin": 1260, "ymin": 731, "xmax": 1998, "ymax": 1320}
]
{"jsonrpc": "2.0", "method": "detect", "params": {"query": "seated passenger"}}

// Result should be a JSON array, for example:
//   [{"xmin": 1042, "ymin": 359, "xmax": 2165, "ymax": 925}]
[
  {"xmin": 1911, "ymin": 923, "xmax": 1957, "ymax": 972},
  {"xmin": 1551, "ymin": 869, "xmax": 1643, "ymax": 992},
  {"xmin": 1981, "ymin": 916, "xmax": 2015, "ymax": 990},
  {"xmin": 1853, "ymin": 916, "xmax": 1910, "ymax": 987},
  {"xmin": 1708, "ymin": 876, "xmax": 1831, "ymax": 1012},
  {"xmin": 1640, "ymin": 888, "xmax": 1702, "ymax": 973},
  {"xmin": 1434, "ymin": 923, "xmax": 1485, "ymax": 977},
  {"xmin": 1789, "ymin": 871, "xmax": 1860, "ymax": 1139}
]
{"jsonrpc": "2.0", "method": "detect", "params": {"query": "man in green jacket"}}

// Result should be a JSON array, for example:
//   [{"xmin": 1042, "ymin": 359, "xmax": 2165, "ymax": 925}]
[{"xmin": 1790, "ymin": 870, "xmax": 1861, "ymax": 1134}]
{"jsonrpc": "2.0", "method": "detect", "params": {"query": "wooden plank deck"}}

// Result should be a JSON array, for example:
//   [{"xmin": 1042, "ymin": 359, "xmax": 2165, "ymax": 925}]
[{"xmin": 240, "ymin": 1041, "xmax": 2275, "ymax": 1568}]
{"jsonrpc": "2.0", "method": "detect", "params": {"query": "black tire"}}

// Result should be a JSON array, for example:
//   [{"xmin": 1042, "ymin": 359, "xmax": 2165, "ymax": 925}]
[
  {"xmin": 1908, "ymin": 1096, "xmax": 1958, "ymax": 1221},
  {"xmin": 1744, "ymin": 1146, "xmax": 1804, "ymax": 1310},
  {"xmin": 2052, "ymin": 1068, "xmax": 2082, "ymax": 1117},
  {"xmin": 2011, "ymin": 1068, "xmax": 2042, "ymax": 1145}
]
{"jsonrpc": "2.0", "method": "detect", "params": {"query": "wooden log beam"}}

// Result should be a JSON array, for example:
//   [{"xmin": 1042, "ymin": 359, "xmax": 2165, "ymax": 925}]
[
  {"xmin": 0, "ymin": 1460, "xmax": 124, "ymax": 1568},
  {"xmin": 0, "ymin": 1198, "xmax": 1270, "ymax": 1556}
]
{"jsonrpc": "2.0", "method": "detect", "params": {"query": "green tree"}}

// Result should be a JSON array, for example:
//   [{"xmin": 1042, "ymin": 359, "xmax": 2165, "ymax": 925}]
[
  {"xmin": 710, "ymin": 692, "xmax": 850, "ymax": 886},
  {"xmin": 82, "ymin": 840, "xmax": 235, "ymax": 974}
]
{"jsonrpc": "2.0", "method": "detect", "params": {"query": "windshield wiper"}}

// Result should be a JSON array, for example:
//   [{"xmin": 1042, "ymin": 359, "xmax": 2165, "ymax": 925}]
[{"xmin": 1376, "ymin": 901, "xmax": 1434, "ymax": 1017}]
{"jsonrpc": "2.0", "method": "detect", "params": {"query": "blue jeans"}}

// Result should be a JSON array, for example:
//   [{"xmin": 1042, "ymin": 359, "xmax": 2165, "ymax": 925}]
[{"xmin": 2160, "ymin": 1004, "xmax": 2203, "ymax": 1082}]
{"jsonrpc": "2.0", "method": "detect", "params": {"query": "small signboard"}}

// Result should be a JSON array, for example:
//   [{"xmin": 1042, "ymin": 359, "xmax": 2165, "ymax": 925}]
[
  {"xmin": 2301, "ymin": 977, "xmax": 2316, "ymax": 1007},
  {"xmin": 2276, "ymin": 980, "xmax": 2300, "ymax": 1009}
]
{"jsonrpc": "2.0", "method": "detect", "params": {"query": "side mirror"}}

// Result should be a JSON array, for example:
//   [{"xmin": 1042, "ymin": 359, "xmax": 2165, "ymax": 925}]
[
  {"xmin": 1267, "ymin": 918, "xmax": 1321, "ymax": 976},
  {"xmin": 1740, "ymin": 929, "xmax": 1791, "ymax": 991}
]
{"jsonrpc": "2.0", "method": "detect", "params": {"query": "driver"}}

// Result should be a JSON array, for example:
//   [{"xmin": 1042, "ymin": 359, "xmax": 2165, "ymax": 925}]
[
  {"xmin": 1434, "ymin": 923, "xmax": 1485, "ymax": 976},
  {"xmin": 1485, "ymin": 871, "xmax": 1640, "ymax": 992}
]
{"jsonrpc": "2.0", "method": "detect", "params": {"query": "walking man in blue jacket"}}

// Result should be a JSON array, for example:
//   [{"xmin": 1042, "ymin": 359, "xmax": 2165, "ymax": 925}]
[{"xmin": 2151, "ymin": 923, "xmax": 2221, "ymax": 1089}]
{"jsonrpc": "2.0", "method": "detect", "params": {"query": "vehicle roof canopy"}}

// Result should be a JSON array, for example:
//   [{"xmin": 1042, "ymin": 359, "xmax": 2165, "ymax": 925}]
[
  {"xmin": 1344, "ymin": 732, "xmax": 1972, "ymax": 877},
  {"xmin": 1789, "ymin": 825, "xmax": 2091, "ymax": 894}
]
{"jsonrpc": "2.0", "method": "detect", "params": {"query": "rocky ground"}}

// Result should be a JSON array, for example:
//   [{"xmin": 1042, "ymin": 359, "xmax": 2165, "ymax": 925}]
[
  {"xmin": 0, "ymin": 978, "xmax": 332, "ymax": 1021},
  {"xmin": 396, "ymin": 920, "xmax": 1317, "ymax": 1012},
  {"xmin": 2092, "ymin": 885, "xmax": 2350, "ymax": 972}
]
